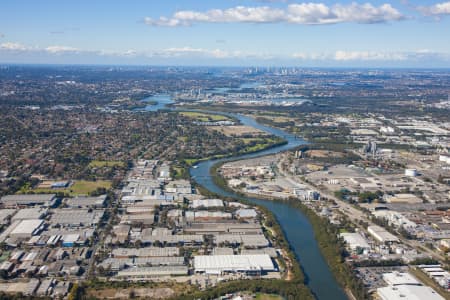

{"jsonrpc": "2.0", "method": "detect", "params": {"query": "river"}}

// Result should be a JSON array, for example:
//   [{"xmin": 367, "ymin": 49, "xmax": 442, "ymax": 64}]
[
  {"xmin": 190, "ymin": 114, "xmax": 348, "ymax": 300},
  {"xmin": 144, "ymin": 94, "xmax": 348, "ymax": 300},
  {"xmin": 140, "ymin": 94, "xmax": 175, "ymax": 111}
]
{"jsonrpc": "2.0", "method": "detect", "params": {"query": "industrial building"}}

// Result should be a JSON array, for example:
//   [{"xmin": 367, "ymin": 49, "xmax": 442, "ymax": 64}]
[
  {"xmin": 191, "ymin": 199, "xmax": 224, "ymax": 209},
  {"xmin": 185, "ymin": 211, "xmax": 232, "ymax": 222},
  {"xmin": 9, "ymin": 219, "xmax": 44, "ymax": 238},
  {"xmin": 165, "ymin": 180, "xmax": 192, "ymax": 194},
  {"xmin": 140, "ymin": 234, "xmax": 204, "ymax": 246},
  {"xmin": 235, "ymin": 208, "xmax": 258, "ymax": 219},
  {"xmin": 0, "ymin": 209, "xmax": 16, "ymax": 224},
  {"xmin": 194, "ymin": 254, "xmax": 275, "ymax": 275},
  {"xmin": 49, "ymin": 209, "xmax": 104, "ymax": 227},
  {"xmin": 367, "ymin": 225, "xmax": 400, "ymax": 243},
  {"xmin": 99, "ymin": 256, "xmax": 185, "ymax": 271},
  {"xmin": 0, "ymin": 194, "xmax": 57, "ymax": 208},
  {"xmin": 340, "ymin": 232, "xmax": 371, "ymax": 253},
  {"xmin": 11, "ymin": 207, "xmax": 47, "ymax": 221},
  {"xmin": 116, "ymin": 266, "xmax": 188, "ymax": 278},
  {"xmin": 65, "ymin": 195, "xmax": 107, "ymax": 208},
  {"xmin": 214, "ymin": 234, "xmax": 270, "ymax": 248},
  {"xmin": 112, "ymin": 247, "xmax": 179, "ymax": 258},
  {"xmin": 377, "ymin": 272, "xmax": 444, "ymax": 300},
  {"xmin": 241, "ymin": 248, "xmax": 278, "ymax": 258},
  {"xmin": 184, "ymin": 222, "xmax": 262, "ymax": 235}
]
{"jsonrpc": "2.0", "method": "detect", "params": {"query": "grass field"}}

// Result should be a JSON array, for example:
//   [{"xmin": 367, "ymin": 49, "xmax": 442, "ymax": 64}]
[
  {"xmin": 241, "ymin": 137, "xmax": 261, "ymax": 144},
  {"xmin": 70, "ymin": 180, "xmax": 111, "ymax": 194},
  {"xmin": 88, "ymin": 160, "xmax": 125, "ymax": 168},
  {"xmin": 184, "ymin": 158, "xmax": 202, "ymax": 165},
  {"xmin": 180, "ymin": 111, "xmax": 230, "ymax": 122},
  {"xmin": 21, "ymin": 180, "xmax": 112, "ymax": 196},
  {"xmin": 0, "ymin": 251, "xmax": 10, "ymax": 263},
  {"xmin": 255, "ymin": 293, "xmax": 284, "ymax": 300},
  {"xmin": 172, "ymin": 166, "xmax": 188, "ymax": 179}
]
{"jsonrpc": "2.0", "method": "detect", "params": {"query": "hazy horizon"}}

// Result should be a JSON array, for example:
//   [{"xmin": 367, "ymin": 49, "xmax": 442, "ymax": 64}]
[{"xmin": 1, "ymin": 0, "xmax": 450, "ymax": 67}]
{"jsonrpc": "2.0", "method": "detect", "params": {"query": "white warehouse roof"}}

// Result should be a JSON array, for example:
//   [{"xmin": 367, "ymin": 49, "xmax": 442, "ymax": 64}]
[
  {"xmin": 378, "ymin": 284, "xmax": 444, "ymax": 300},
  {"xmin": 194, "ymin": 254, "xmax": 275, "ymax": 274},
  {"xmin": 191, "ymin": 199, "xmax": 224, "ymax": 208},
  {"xmin": 367, "ymin": 225, "xmax": 400, "ymax": 243},
  {"xmin": 10, "ymin": 219, "xmax": 44, "ymax": 237},
  {"xmin": 235, "ymin": 209, "xmax": 258, "ymax": 218},
  {"xmin": 382, "ymin": 272, "xmax": 420, "ymax": 286},
  {"xmin": 340, "ymin": 232, "xmax": 371, "ymax": 250}
]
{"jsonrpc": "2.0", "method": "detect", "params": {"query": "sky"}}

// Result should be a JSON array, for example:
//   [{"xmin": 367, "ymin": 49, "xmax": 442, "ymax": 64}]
[{"xmin": 1, "ymin": 0, "xmax": 450, "ymax": 67}]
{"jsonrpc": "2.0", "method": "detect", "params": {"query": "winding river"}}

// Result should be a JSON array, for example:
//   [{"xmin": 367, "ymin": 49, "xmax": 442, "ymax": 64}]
[{"xmin": 142, "ymin": 94, "xmax": 348, "ymax": 300}]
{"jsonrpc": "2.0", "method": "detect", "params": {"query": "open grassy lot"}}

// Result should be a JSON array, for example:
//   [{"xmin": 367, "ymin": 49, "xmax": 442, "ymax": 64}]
[
  {"xmin": 21, "ymin": 180, "xmax": 111, "ymax": 196},
  {"xmin": 240, "ymin": 137, "xmax": 283, "ymax": 152},
  {"xmin": 70, "ymin": 180, "xmax": 111, "ymax": 194},
  {"xmin": 255, "ymin": 293, "xmax": 284, "ymax": 300},
  {"xmin": 179, "ymin": 111, "xmax": 231, "ymax": 122},
  {"xmin": 0, "ymin": 251, "xmax": 10, "ymax": 263},
  {"xmin": 88, "ymin": 160, "xmax": 125, "ymax": 168}
]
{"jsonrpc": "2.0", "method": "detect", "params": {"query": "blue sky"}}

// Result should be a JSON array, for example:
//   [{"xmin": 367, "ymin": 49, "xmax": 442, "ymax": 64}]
[{"xmin": 1, "ymin": 0, "xmax": 450, "ymax": 67}]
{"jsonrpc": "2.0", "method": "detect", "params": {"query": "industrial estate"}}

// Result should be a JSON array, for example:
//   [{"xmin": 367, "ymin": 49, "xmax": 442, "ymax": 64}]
[{"xmin": 0, "ymin": 65, "xmax": 450, "ymax": 300}]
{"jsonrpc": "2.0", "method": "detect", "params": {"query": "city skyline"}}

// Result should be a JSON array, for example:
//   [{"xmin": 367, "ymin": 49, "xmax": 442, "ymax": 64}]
[{"xmin": 1, "ymin": 0, "xmax": 450, "ymax": 67}]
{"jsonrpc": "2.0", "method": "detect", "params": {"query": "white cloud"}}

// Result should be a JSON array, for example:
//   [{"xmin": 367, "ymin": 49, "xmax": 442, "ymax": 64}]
[
  {"xmin": 0, "ymin": 43, "xmax": 81, "ymax": 54},
  {"xmin": 45, "ymin": 45, "xmax": 79, "ymax": 54},
  {"xmin": 293, "ymin": 50, "xmax": 450, "ymax": 61},
  {"xmin": 292, "ymin": 52, "xmax": 328, "ymax": 60},
  {"xmin": 144, "ymin": 2, "xmax": 405, "ymax": 26},
  {"xmin": 156, "ymin": 46, "xmax": 268, "ymax": 59},
  {"xmin": 334, "ymin": 50, "xmax": 407, "ymax": 61},
  {"xmin": 1, "ymin": 41, "xmax": 448, "ymax": 63},
  {"xmin": 418, "ymin": 1, "xmax": 450, "ymax": 16},
  {"xmin": 97, "ymin": 49, "xmax": 139, "ymax": 57},
  {"xmin": 0, "ymin": 42, "xmax": 29, "ymax": 51}
]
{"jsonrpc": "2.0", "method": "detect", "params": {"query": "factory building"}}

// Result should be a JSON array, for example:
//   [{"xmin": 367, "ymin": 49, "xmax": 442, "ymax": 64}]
[
  {"xmin": 0, "ymin": 194, "xmax": 57, "ymax": 208},
  {"xmin": 191, "ymin": 199, "xmax": 224, "ymax": 209},
  {"xmin": 340, "ymin": 232, "xmax": 371, "ymax": 253},
  {"xmin": 194, "ymin": 254, "xmax": 275, "ymax": 275},
  {"xmin": 9, "ymin": 219, "xmax": 44, "ymax": 238},
  {"xmin": 367, "ymin": 225, "xmax": 400, "ymax": 243},
  {"xmin": 377, "ymin": 272, "xmax": 444, "ymax": 300}
]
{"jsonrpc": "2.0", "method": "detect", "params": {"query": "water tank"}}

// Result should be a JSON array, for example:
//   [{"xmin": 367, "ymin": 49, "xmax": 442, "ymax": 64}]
[{"xmin": 404, "ymin": 169, "xmax": 418, "ymax": 177}]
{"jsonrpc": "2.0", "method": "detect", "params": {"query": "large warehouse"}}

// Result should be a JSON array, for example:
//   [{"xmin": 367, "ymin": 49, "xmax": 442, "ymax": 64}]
[
  {"xmin": 9, "ymin": 219, "xmax": 44, "ymax": 238},
  {"xmin": 0, "ymin": 194, "xmax": 57, "ymax": 208},
  {"xmin": 367, "ymin": 225, "xmax": 400, "ymax": 243},
  {"xmin": 377, "ymin": 272, "xmax": 444, "ymax": 300},
  {"xmin": 194, "ymin": 254, "xmax": 275, "ymax": 275}
]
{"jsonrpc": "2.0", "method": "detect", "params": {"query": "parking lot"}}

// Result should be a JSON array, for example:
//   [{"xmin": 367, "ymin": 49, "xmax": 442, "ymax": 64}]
[{"xmin": 356, "ymin": 266, "xmax": 409, "ymax": 292}]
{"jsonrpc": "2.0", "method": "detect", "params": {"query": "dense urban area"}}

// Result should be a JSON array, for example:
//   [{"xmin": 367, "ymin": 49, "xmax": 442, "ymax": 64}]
[{"xmin": 0, "ymin": 65, "xmax": 450, "ymax": 300}]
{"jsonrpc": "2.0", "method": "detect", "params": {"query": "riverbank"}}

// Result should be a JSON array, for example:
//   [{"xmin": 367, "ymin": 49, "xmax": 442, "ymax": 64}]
[
  {"xmin": 137, "ymin": 95, "xmax": 348, "ymax": 299},
  {"xmin": 169, "ymin": 202, "xmax": 314, "ymax": 300},
  {"xmin": 190, "ymin": 112, "xmax": 347, "ymax": 300},
  {"xmin": 210, "ymin": 161, "xmax": 367, "ymax": 299}
]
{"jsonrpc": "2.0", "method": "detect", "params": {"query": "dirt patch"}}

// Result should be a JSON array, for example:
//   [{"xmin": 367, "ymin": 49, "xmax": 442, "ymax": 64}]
[
  {"xmin": 306, "ymin": 150, "xmax": 344, "ymax": 158},
  {"xmin": 212, "ymin": 125, "xmax": 268, "ymax": 137}
]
